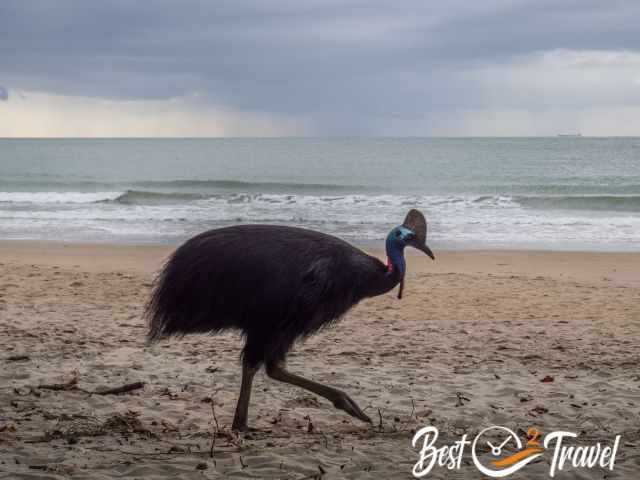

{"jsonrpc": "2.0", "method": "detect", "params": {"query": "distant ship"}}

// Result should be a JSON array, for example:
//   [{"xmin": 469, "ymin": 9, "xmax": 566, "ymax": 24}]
[{"xmin": 557, "ymin": 133, "xmax": 582, "ymax": 137}]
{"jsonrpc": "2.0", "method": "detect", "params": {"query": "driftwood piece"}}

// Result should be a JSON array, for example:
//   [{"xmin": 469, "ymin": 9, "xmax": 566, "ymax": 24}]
[
  {"xmin": 7, "ymin": 355, "xmax": 31, "ymax": 362},
  {"xmin": 36, "ymin": 377, "xmax": 144, "ymax": 396},
  {"xmin": 38, "ymin": 377, "xmax": 79, "ymax": 391},
  {"xmin": 92, "ymin": 382, "xmax": 145, "ymax": 395}
]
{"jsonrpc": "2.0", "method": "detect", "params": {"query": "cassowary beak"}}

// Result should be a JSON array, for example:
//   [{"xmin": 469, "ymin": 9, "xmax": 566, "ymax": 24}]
[{"xmin": 407, "ymin": 238, "xmax": 435, "ymax": 260}]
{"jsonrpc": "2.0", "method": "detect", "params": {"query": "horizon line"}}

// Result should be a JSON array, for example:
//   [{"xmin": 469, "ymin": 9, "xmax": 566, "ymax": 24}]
[{"xmin": 1, "ymin": 135, "xmax": 639, "ymax": 140}]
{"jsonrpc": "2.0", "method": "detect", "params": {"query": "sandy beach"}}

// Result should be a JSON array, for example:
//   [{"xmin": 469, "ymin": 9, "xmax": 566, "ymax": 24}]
[{"xmin": 1, "ymin": 241, "xmax": 639, "ymax": 479}]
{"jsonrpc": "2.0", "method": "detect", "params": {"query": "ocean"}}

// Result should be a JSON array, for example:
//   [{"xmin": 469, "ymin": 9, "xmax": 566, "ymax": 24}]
[{"xmin": 1, "ymin": 137, "xmax": 639, "ymax": 250}]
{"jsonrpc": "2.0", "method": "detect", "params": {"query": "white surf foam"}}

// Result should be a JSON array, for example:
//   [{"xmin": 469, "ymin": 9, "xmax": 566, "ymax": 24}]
[{"xmin": 0, "ymin": 191, "xmax": 123, "ymax": 204}]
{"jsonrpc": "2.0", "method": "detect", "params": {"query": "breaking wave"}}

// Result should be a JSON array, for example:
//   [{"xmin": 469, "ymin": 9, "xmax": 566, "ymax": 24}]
[
  {"xmin": 0, "ymin": 191, "xmax": 122, "ymax": 204},
  {"xmin": 514, "ymin": 195, "xmax": 640, "ymax": 212},
  {"xmin": 2, "ymin": 188, "xmax": 640, "ymax": 213}
]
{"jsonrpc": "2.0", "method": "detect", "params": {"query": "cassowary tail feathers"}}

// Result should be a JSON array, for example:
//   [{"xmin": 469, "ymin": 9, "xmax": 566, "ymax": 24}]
[
  {"xmin": 145, "ymin": 260, "xmax": 174, "ymax": 343},
  {"xmin": 145, "ymin": 255, "xmax": 205, "ymax": 343}
]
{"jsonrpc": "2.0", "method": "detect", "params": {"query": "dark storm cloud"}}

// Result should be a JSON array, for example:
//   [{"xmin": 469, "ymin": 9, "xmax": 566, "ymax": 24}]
[
  {"xmin": 0, "ymin": 86, "xmax": 7, "ymax": 101},
  {"xmin": 1, "ymin": 1, "xmax": 639, "ymax": 132}
]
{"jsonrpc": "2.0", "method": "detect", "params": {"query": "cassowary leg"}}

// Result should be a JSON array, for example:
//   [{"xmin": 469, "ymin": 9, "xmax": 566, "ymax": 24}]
[
  {"xmin": 231, "ymin": 359, "xmax": 258, "ymax": 431},
  {"xmin": 266, "ymin": 361, "xmax": 372, "ymax": 424}
]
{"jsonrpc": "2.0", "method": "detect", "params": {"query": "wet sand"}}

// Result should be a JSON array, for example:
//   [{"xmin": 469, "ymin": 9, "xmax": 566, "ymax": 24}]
[{"xmin": 1, "ymin": 241, "xmax": 639, "ymax": 479}]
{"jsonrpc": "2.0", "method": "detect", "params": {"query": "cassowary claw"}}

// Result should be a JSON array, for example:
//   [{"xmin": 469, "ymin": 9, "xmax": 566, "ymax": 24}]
[{"xmin": 332, "ymin": 393, "xmax": 372, "ymax": 424}]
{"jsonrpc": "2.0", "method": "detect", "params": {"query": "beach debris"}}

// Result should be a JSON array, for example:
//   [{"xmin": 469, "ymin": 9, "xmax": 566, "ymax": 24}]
[
  {"xmin": 13, "ymin": 386, "xmax": 41, "ymax": 397},
  {"xmin": 541, "ymin": 375, "xmax": 555, "ymax": 383},
  {"xmin": 195, "ymin": 462, "xmax": 208, "ymax": 470},
  {"xmin": 27, "ymin": 464, "xmax": 75, "ymax": 475},
  {"xmin": 6, "ymin": 355, "xmax": 30, "ymax": 362},
  {"xmin": 38, "ymin": 411, "xmax": 153, "ymax": 442},
  {"xmin": 453, "ymin": 365, "xmax": 473, "ymax": 374},
  {"xmin": 208, "ymin": 392, "xmax": 220, "ymax": 459},
  {"xmin": 305, "ymin": 415, "xmax": 315, "ymax": 433},
  {"xmin": 93, "ymin": 381, "xmax": 145, "ymax": 395},
  {"xmin": 530, "ymin": 405, "xmax": 549, "ymax": 415},
  {"xmin": 518, "ymin": 393, "xmax": 533, "ymax": 402},
  {"xmin": 455, "ymin": 392, "xmax": 471, "ymax": 407},
  {"xmin": 161, "ymin": 419, "xmax": 178, "ymax": 432},
  {"xmin": 160, "ymin": 387, "xmax": 180, "ymax": 399},
  {"xmin": 38, "ymin": 376, "xmax": 79, "ymax": 391},
  {"xmin": 36, "ymin": 375, "xmax": 145, "ymax": 396}
]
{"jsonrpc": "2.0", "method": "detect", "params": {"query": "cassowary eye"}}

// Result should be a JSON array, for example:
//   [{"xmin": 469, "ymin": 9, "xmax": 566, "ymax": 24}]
[{"xmin": 395, "ymin": 230, "xmax": 402, "ymax": 237}]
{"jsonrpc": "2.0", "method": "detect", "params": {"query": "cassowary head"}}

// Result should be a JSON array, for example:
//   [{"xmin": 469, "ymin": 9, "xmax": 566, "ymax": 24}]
[{"xmin": 386, "ymin": 209, "xmax": 435, "ymax": 299}]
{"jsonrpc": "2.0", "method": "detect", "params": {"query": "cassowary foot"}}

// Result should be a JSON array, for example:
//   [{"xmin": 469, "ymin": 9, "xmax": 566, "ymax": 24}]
[{"xmin": 332, "ymin": 392, "xmax": 372, "ymax": 424}]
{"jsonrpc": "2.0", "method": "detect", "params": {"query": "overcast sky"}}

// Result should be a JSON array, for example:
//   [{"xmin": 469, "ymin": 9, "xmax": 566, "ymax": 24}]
[{"xmin": 1, "ymin": 0, "xmax": 639, "ymax": 136}]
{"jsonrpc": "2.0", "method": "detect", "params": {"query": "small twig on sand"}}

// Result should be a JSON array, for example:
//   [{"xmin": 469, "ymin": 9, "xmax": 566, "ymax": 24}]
[
  {"xmin": 401, "ymin": 398, "xmax": 417, "ymax": 431},
  {"xmin": 7, "ymin": 355, "xmax": 30, "ymax": 362},
  {"xmin": 82, "ymin": 445, "xmax": 184, "ymax": 458},
  {"xmin": 305, "ymin": 415, "xmax": 314, "ymax": 433},
  {"xmin": 209, "ymin": 401, "xmax": 219, "ymax": 459},
  {"xmin": 455, "ymin": 392, "xmax": 470, "ymax": 407},
  {"xmin": 92, "ymin": 382, "xmax": 145, "ymax": 395},
  {"xmin": 38, "ymin": 377, "xmax": 80, "ymax": 391},
  {"xmin": 206, "ymin": 379, "xmax": 222, "ymax": 461},
  {"xmin": 377, "ymin": 408, "xmax": 384, "ymax": 431},
  {"xmin": 37, "ymin": 376, "xmax": 144, "ymax": 396}
]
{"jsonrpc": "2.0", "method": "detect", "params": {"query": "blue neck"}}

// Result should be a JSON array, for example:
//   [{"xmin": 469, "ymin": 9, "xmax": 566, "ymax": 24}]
[{"xmin": 385, "ymin": 232, "xmax": 406, "ymax": 277}]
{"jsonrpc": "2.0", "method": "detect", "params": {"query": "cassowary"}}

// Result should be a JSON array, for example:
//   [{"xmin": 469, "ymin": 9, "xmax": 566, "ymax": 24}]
[{"xmin": 146, "ymin": 209, "xmax": 434, "ymax": 431}]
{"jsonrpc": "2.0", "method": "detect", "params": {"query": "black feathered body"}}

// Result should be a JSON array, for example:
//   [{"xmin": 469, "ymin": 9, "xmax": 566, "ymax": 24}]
[{"xmin": 147, "ymin": 225, "xmax": 400, "ymax": 367}]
